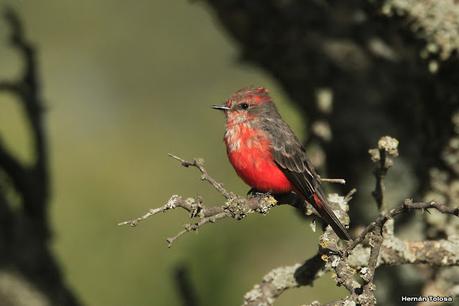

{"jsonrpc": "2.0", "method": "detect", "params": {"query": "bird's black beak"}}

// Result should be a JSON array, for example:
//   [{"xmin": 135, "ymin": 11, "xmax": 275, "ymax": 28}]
[{"xmin": 212, "ymin": 104, "xmax": 230, "ymax": 111}]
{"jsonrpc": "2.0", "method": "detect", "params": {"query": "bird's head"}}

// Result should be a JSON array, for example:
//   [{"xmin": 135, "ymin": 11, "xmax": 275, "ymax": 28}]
[{"xmin": 212, "ymin": 87, "xmax": 275, "ymax": 125}]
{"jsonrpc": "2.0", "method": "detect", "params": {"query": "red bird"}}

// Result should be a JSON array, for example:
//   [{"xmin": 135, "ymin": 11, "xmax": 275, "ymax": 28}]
[{"xmin": 213, "ymin": 87, "xmax": 351, "ymax": 240}]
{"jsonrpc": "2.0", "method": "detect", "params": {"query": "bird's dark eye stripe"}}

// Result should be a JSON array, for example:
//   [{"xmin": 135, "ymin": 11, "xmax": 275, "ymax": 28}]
[{"xmin": 239, "ymin": 103, "xmax": 249, "ymax": 110}]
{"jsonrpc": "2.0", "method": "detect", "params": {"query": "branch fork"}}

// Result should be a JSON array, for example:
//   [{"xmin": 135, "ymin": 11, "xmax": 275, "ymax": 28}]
[
  {"xmin": 118, "ymin": 137, "xmax": 459, "ymax": 305},
  {"xmin": 118, "ymin": 154, "xmax": 278, "ymax": 247}
]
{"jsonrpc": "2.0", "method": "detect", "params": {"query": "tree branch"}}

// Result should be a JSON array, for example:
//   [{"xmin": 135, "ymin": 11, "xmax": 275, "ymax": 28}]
[
  {"xmin": 242, "ymin": 252, "xmax": 325, "ymax": 306},
  {"xmin": 368, "ymin": 136, "xmax": 399, "ymax": 211},
  {"xmin": 0, "ymin": 138, "xmax": 29, "ymax": 197},
  {"xmin": 309, "ymin": 137, "xmax": 458, "ymax": 305},
  {"xmin": 119, "ymin": 154, "xmax": 279, "ymax": 247},
  {"xmin": 346, "ymin": 199, "xmax": 459, "ymax": 254},
  {"xmin": 0, "ymin": 8, "xmax": 49, "ymax": 220},
  {"xmin": 121, "ymin": 137, "xmax": 459, "ymax": 305},
  {"xmin": 168, "ymin": 154, "xmax": 235, "ymax": 199},
  {"xmin": 380, "ymin": 236, "xmax": 459, "ymax": 266}
]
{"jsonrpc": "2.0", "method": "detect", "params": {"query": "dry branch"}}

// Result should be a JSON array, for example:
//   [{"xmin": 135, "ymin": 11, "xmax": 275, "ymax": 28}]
[
  {"xmin": 368, "ymin": 136, "xmax": 399, "ymax": 211},
  {"xmin": 318, "ymin": 176, "xmax": 346, "ymax": 185},
  {"xmin": 346, "ymin": 199, "xmax": 459, "ymax": 255},
  {"xmin": 118, "ymin": 154, "xmax": 279, "ymax": 247},
  {"xmin": 241, "ymin": 137, "xmax": 458, "ymax": 306},
  {"xmin": 120, "ymin": 136, "xmax": 459, "ymax": 305},
  {"xmin": 242, "ymin": 253, "xmax": 325, "ymax": 306}
]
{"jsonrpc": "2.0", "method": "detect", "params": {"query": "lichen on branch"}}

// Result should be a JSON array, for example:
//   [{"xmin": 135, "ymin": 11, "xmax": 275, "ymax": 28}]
[
  {"xmin": 119, "ymin": 137, "xmax": 459, "ymax": 305},
  {"xmin": 118, "ymin": 154, "xmax": 279, "ymax": 247}
]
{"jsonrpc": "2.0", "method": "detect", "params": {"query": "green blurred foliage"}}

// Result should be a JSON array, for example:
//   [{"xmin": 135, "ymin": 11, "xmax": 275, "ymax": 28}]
[{"xmin": 0, "ymin": 0, "xmax": 345, "ymax": 305}]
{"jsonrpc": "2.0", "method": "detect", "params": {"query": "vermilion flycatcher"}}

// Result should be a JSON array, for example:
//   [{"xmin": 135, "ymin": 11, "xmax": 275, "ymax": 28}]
[{"xmin": 212, "ymin": 87, "xmax": 351, "ymax": 240}]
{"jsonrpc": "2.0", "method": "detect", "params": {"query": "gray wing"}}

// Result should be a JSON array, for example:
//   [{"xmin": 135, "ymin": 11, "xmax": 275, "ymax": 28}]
[
  {"xmin": 262, "ymin": 117, "xmax": 318, "ymax": 196},
  {"xmin": 263, "ymin": 117, "xmax": 352, "ymax": 240}
]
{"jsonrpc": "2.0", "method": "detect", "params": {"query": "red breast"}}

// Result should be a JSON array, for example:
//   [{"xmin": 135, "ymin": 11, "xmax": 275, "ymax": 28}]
[{"xmin": 224, "ymin": 121, "xmax": 293, "ymax": 193}]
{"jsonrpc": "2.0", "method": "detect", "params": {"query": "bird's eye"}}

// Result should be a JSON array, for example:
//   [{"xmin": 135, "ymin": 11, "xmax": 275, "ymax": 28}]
[{"xmin": 239, "ymin": 103, "xmax": 249, "ymax": 110}]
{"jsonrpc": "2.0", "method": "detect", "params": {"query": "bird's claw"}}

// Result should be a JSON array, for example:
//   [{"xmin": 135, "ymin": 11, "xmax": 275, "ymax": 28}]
[
  {"xmin": 247, "ymin": 188, "xmax": 271, "ymax": 199},
  {"xmin": 247, "ymin": 188, "xmax": 257, "ymax": 196}
]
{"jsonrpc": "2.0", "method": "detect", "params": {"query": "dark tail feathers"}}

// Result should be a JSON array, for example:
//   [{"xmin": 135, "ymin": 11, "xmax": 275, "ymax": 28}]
[{"xmin": 311, "ymin": 192, "xmax": 352, "ymax": 241}]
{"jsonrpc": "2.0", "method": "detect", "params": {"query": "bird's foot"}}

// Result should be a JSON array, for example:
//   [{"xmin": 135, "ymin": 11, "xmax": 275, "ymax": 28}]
[
  {"xmin": 247, "ymin": 188, "xmax": 271, "ymax": 199},
  {"xmin": 247, "ymin": 188, "xmax": 256, "ymax": 196}
]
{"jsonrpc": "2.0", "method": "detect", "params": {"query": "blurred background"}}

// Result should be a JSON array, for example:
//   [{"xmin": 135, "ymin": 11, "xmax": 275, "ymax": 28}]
[{"xmin": 0, "ymin": 1, "xmax": 345, "ymax": 305}]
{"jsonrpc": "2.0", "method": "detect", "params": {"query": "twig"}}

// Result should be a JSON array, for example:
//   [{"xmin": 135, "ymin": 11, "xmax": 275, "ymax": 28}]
[
  {"xmin": 165, "ymin": 212, "xmax": 227, "ymax": 247},
  {"xmin": 344, "ymin": 188, "xmax": 357, "ymax": 203},
  {"xmin": 118, "ymin": 155, "xmax": 278, "ymax": 247},
  {"xmin": 368, "ymin": 136, "xmax": 399, "ymax": 211},
  {"xmin": 346, "ymin": 199, "xmax": 459, "ymax": 254},
  {"xmin": 318, "ymin": 176, "xmax": 346, "ymax": 185},
  {"xmin": 117, "ymin": 195, "xmax": 188, "ymax": 227},
  {"xmin": 168, "ymin": 154, "xmax": 234, "ymax": 199}
]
